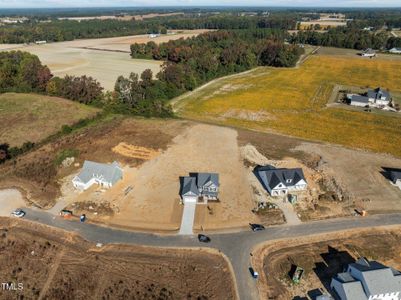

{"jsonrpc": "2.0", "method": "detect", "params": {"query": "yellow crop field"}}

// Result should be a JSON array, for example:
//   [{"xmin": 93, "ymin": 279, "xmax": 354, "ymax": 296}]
[{"xmin": 177, "ymin": 55, "xmax": 401, "ymax": 157}]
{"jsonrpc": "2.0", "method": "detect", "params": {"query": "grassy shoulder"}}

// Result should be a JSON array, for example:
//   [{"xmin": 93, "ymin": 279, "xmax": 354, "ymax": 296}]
[
  {"xmin": 175, "ymin": 55, "xmax": 401, "ymax": 157},
  {"xmin": 0, "ymin": 93, "xmax": 100, "ymax": 147}
]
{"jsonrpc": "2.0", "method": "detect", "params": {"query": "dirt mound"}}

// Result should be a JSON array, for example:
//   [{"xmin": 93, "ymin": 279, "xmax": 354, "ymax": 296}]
[{"xmin": 112, "ymin": 142, "xmax": 160, "ymax": 160}]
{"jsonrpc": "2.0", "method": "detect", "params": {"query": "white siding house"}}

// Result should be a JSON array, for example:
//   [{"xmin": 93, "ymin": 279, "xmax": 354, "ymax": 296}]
[{"xmin": 256, "ymin": 167, "xmax": 308, "ymax": 196}]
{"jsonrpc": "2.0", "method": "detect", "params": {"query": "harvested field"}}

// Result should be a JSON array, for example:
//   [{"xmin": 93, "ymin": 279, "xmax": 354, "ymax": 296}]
[
  {"xmin": 0, "ymin": 218, "xmax": 236, "ymax": 300},
  {"xmin": 0, "ymin": 30, "xmax": 209, "ymax": 90},
  {"xmin": 176, "ymin": 54, "xmax": 401, "ymax": 157},
  {"xmin": 0, "ymin": 93, "xmax": 99, "ymax": 147},
  {"xmin": 252, "ymin": 227, "xmax": 401, "ymax": 300}
]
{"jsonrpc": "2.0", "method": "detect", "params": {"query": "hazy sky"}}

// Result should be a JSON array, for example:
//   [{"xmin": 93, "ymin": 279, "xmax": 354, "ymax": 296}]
[{"xmin": 0, "ymin": 0, "xmax": 400, "ymax": 7}]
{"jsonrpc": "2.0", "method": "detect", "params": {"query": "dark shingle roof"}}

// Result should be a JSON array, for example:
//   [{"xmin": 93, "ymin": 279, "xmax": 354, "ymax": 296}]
[
  {"xmin": 181, "ymin": 177, "xmax": 199, "ymax": 197},
  {"xmin": 367, "ymin": 87, "xmax": 390, "ymax": 100},
  {"xmin": 351, "ymin": 95, "xmax": 369, "ymax": 104},
  {"xmin": 390, "ymin": 170, "xmax": 401, "ymax": 182},
  {"xmin": 196, "ymin": 173, "xmax": 219, "ymax": 188},
  {"xmin": 257, "ymin": 167, "xmax": 306, "ymax": 190}
]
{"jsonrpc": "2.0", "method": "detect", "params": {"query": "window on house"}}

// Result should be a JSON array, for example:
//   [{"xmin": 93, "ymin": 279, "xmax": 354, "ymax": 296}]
[{"xmin": 286, "ymin": 179, "xmax": 292, "ymax": 183}]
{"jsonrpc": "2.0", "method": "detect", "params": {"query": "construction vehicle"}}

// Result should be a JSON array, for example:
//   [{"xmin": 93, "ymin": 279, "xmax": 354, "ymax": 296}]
[{"xmin": 291, "ymin": 266, "xmax": 304, "ymax": 284}]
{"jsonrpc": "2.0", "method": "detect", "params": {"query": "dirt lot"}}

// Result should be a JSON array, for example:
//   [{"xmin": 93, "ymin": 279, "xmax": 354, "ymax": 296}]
[
  {"xmin": 252, "ymin": 227, "xmax": 401, "ymax": 300},
  {"xmin": 0, "ymin": 117, "xmax": 188, "ymax": 208},
  {"xmin": 0, "ymin": 218, "xmax": 236, "ymax": 300},
  {"xmin": 105, "ymin": 123, "xmax": 257, "ymax": 231},
  {"xmin": 0, "ymin": 93, "xmax": 99, "ymax": 147},
  {"xmin": 295, "ymin": 143, "xmax": 401, "ymax": 217}
]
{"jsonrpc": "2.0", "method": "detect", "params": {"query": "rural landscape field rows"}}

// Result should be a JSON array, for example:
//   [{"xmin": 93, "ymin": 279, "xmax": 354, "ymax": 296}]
[{"xmin": 176, "ymin": 52, "xmax": 401, "ymax": 156}]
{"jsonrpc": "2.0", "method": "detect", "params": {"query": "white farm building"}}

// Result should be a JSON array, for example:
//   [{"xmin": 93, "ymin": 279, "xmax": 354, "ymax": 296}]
[{"xmin": 72, "ymin": 160, "xmax": 123, "ymax": 190}]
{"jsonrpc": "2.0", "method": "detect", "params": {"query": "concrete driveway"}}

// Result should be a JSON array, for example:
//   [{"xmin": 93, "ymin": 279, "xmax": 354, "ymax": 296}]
[{"xmin": 179, "ymin": 201, "xmax": 196, "ymax": 235}]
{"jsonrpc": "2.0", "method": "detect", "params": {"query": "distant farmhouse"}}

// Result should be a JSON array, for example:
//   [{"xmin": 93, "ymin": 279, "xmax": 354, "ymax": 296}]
[
  {"xmin": 72, "ymin": 160, "xmax": 123, "ymax": 190},
  {"xmin": 256, "ymin": 166, "xmax": 307, "ymax": 196},
  {"xmin": 361, "ymin": 48, "xmax": 376, "ymax": 57},
  {"xmin": 390, "ymin": 170, "xmax": 401, "ymax": 190},
  {"xmin": 330, "ymin": 257, "xmax": 401, "ymax": 300},
  {"xmin": 389, "ymin": 47, "xmax": 401, "ymax": 54},
  {"xmin": 349, "ymin": 87, "xmax": 391, "ymax": 108},
  {"xmin": 180, "ymin": 173, "xmax": 219, "ymax": 204}
]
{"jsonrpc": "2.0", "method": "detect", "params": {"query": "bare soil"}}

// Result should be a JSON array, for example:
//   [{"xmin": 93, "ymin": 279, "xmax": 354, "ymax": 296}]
[
  {"xmin": 0, "ymin": 218, "xmax": 236, "ymax": 300},
  {"xmin": 0, "ymin": 117, "xmax": 188, "ymax": 208},
  {"xmin": 295, "ymin": 143, "xmax": 401, "ymax": 216},
  {"xmin": 252, "ymin": 227, "xmax": 401, "ymax": 300}
]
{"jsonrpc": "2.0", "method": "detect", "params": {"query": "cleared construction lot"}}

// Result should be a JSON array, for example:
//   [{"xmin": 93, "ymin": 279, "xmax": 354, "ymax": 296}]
[
  {"xmin": 0, "ymin": 218, "xmax": 235, "ymax": 299},
  {"xmin": 253, "ymin": 227, "xmax": 401, "ymax": 299},
  {"xmin": 1, "ymin": 117, "xmax": 401, "ymax": 230}
]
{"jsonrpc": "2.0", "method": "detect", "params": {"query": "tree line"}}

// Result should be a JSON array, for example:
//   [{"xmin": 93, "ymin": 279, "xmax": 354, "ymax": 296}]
[
  {"xmin": 120, "ymin": 30, "xmax": 303, "ymax": 115},
  {"xmin": 291, "ymin": 27, "xmax": 399, "ymax": 50},
  {"xmin": 0, "ymin": 13, "xmax": 298, "ymax": 44}
]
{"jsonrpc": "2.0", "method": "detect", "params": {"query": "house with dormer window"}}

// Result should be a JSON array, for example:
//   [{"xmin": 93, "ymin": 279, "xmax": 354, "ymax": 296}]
[
  {"xmin": 256, "ymin": 166, "xmax": 307, "ymax": 196},
  {"xmin": 180, "ymin": 172, "xmax": 219, "ymax": 204}
]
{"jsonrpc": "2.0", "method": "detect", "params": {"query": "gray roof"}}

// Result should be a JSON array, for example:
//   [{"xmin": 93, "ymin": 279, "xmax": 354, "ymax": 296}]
[
  {"xmin": 181, "ymin": 177, "xmax": 199, "ymax": 197},
  {"xmin": 351, "ymin": 95, "xmax": 369, "ymax": 104},
  {"xmin": 390, "ymin": 170, "xmax": 401, "ymax": 182},
  {"xmin": 257, "ymin": 167, "xmax": 306, "ymax": 190},
  {"xmin": 332, "ymin": 258, "xmax": 401, "ymax": 299},
  {"xmin": 75, "ymin": 160, "xmax": 123, "ymax": 185},
  {"xmin": 196, "ymin": 173, "xmax": 219, "ymax": 188},
  {"xmin": 367, "ymin": 87, "xmax": 390, "ymax": 100},
  {"xmin": 340, "ymin": 281, "xmax": 368, "ymax": 300},
  {"xmin": 363, "ymin": 48, "xmax": 375, "ymax": 54},
  {"xmin": 389, "ymin": 47, "xmax": 401, "ymax": 52}
]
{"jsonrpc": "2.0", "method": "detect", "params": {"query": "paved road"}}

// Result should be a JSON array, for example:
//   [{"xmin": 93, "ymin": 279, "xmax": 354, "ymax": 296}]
[{"xmin": 24, "ymin": 208, "xmax": 401, "ymax": 300}]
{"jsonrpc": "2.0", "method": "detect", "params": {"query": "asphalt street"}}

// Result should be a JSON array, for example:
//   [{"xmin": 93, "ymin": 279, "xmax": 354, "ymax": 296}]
[{"xmin": 24, "ymin": 208, "xmax": 401, "ymax": 300}]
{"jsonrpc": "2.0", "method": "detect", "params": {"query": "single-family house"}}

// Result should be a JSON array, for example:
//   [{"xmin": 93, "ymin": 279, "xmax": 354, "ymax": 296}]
[
  {"xmin": 390, "ymin": 170, "xmax": 401, "ymax": 190},
  {"xmin": 349, "ymin": 87, "xmax": 391, "ymax": 107},
  {"xmin": 180, "ymin": 172, "xmax": 219, "ymax": 204},
  {"xmin": 361, "ymin": 48, "xmax": 376, "ymax": 57},
  {"xmin": 330, "ymin": 257, "xmax": 401, "ymax": 300},
  {"xmin": 256, "ymin": 166, "xmax": 307, "ymax": 196},
  {"xmin": 389, "ymin": 47, "xmax": 401, "ymax": 54},
  {"xmin": 367, "ymin": 87, "xmax": 391, "ymax": 106},
  {"xmin": 72, "ymin": 160, "xmax": 123, "ymax": 190}
]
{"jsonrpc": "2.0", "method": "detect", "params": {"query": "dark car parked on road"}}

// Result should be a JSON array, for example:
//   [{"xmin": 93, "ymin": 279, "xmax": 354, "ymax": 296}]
[
  {"xmin": 249, "ymin": 223, "xmax": 265, "ymax": 231},
  {"xmin": 198, "ymin": 234, "xmax": 211, "ymax": 243}
]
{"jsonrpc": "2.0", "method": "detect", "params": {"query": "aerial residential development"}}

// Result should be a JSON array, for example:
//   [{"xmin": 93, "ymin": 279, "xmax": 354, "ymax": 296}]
[{"xmin": 0, "ymin": 3, "xmax": 401, "ymax": 300}]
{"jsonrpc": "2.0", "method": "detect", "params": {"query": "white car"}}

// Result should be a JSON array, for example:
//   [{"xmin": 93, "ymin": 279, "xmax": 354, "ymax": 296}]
[{"xmin": 11, "ymin": 209, "xmax": 26, "ymax": 218}]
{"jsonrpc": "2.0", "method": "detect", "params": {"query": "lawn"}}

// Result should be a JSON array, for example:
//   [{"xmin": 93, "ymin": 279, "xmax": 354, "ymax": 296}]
[
  {"xmin": 176, "ymin": 55, "xmax": 401, "ymax": 157},
  {"xmin": 0, "ymin": 93, "xmax": 100, "ymax": 147}
]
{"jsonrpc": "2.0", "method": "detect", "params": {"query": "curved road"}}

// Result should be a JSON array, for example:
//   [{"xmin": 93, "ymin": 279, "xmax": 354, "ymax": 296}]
[{"xmin": 24, "ymin": 208, "xmax": 401, "ymax": 300}]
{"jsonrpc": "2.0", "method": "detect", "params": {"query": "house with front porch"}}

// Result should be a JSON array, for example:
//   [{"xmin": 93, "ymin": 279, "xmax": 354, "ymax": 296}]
[
  {"xmin": 72, "ymin": 160, "xmax": 123, "ymax": 190},
  {"xmin": 256, "ymin": 166, "xmax": 307, "ymax": 196},
  {"xmin": 180, "ymin": 172, "xmax": 219, "ymax": 204}
]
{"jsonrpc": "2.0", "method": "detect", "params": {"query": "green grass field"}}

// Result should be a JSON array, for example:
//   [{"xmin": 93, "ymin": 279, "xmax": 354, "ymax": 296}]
[
  {"xmin": 0, "ymin": 93, "xmax": 100, "ymax": 147},
  {"xmin": 176, "ymin": 55, "xmax": 401, "ymax": 157}
]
